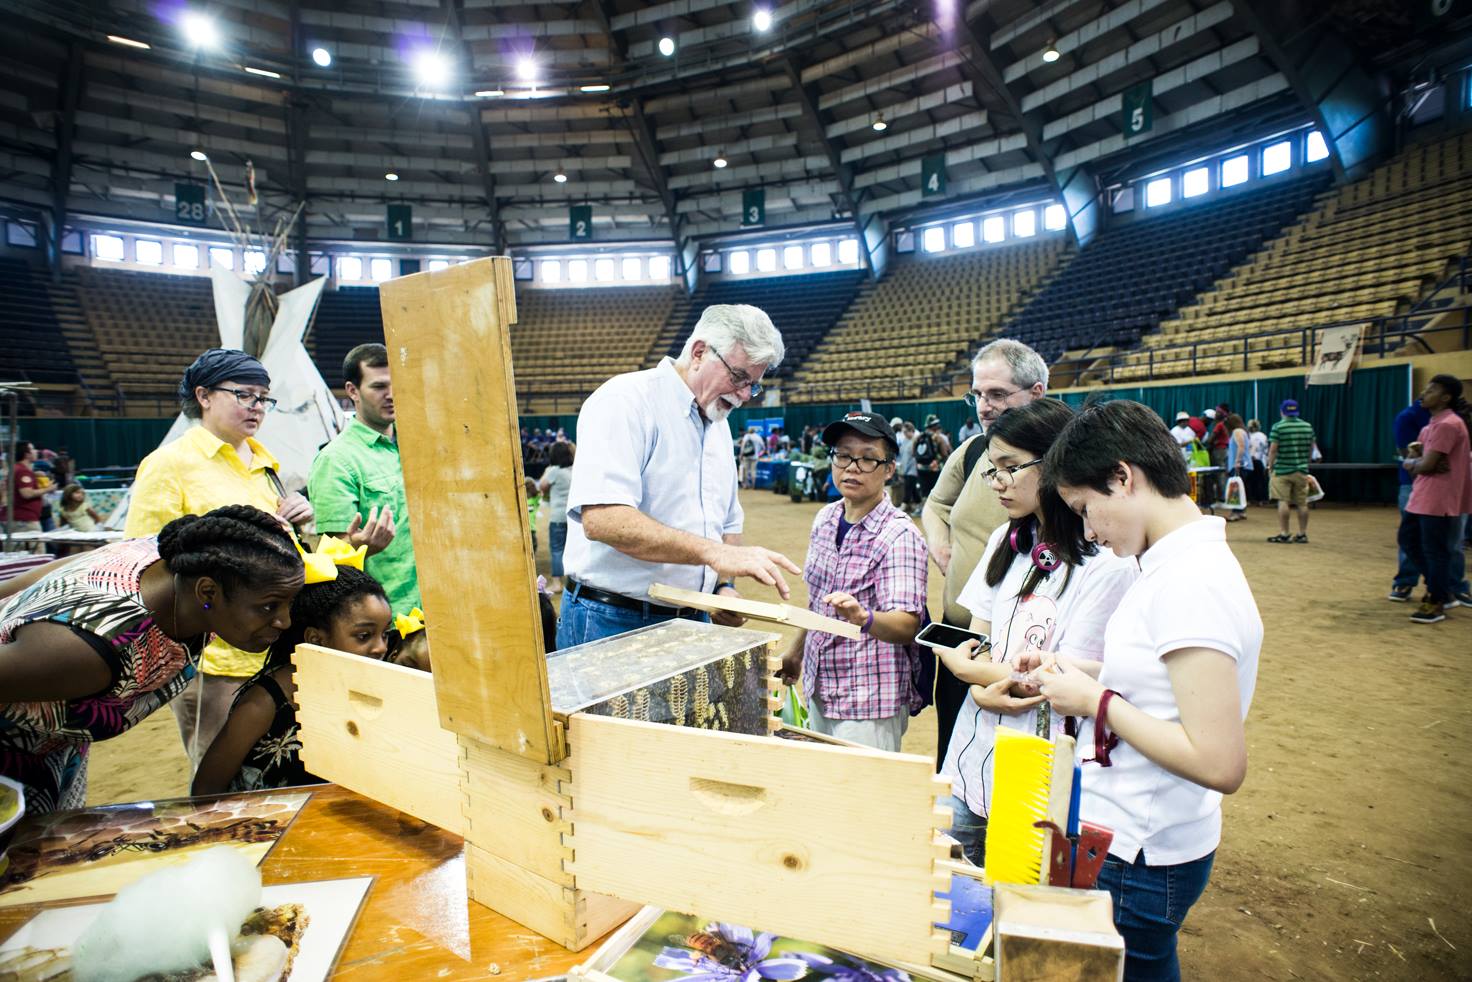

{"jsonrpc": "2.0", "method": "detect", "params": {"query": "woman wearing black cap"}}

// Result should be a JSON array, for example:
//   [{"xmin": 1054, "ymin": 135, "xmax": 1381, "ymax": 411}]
[{"xmin": 123, "ymin": 349, "xmax": 315, "ymax": 771}]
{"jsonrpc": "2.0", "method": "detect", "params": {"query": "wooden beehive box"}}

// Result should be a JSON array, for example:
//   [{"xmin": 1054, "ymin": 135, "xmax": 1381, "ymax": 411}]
[{"xmin": 293, "ymin": 257, "xmax": 968, "ymax": 970}]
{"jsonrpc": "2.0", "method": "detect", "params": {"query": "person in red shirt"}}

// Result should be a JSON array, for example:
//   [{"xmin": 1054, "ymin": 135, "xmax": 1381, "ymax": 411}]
[
  {"xmin": 1205, "ymin": 407, "xmax": 1232, "ymax": 506},
  {"xmin": 1399, "ymin": 374, "xmax": 1472, "ymax": 624},
  {"xmin": 3, "ymin": 441, "xmax": 46, "ymax": 537}
]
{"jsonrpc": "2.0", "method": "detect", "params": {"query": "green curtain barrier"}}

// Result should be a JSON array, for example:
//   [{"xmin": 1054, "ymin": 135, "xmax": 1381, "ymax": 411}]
[
  {"xmin": 15, "ymin": 417, "xmax": 174, "ymax": 470},
  {"xmin": 20, "ymin": 363, "xmax": 1408, "ymax": 503}
]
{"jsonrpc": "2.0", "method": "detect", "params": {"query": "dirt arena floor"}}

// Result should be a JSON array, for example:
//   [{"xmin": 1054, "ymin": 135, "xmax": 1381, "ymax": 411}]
[{"xmin": 88, "ymin": 492, "xmax": 1471, "ymax": 980}]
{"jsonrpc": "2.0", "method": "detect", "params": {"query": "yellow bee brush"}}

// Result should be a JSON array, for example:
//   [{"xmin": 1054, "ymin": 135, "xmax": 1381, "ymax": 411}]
[{"xmin": 983, "ymin": 729, "xmax": 1075, "ymax": 886}]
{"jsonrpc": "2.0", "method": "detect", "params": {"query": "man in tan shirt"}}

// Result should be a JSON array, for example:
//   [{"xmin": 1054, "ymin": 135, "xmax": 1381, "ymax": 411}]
[{"xmin": 921, "ymin": 339, "xmax": 1048, "ymax": 767}]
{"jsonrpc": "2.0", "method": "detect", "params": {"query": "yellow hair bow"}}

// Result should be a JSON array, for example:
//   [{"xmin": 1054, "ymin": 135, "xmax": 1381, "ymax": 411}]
[
  {"xmin": 295, "ymin": 534, "xmax": 368, "ymax": 584},
  {"xmin": 394, "ymin": 607, "xmax": 426, "ymax": 637}
]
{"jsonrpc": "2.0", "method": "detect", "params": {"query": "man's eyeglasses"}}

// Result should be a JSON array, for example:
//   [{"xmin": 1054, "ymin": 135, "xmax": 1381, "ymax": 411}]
[
  {"xmin": 832, "ymin": 452, "xmax": 892, "ymax": 474},
  {"xmin": 981, "ymin": 458, "xmax": 1043, "ymax": 487},
  {"xmin": 211, "ymin": 387, "xmax": 278, "ymax": 412},
  {"xmin": 963, "ymin": 386, "xmax": 1024, "ymax": 410},
  {"xmin": 709, "ymin": 347, "xmax": 763, "ymax": 399}
]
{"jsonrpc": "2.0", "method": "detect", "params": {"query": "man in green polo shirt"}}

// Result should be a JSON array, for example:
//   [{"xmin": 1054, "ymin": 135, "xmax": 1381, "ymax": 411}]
[
  {"xmin": 309, "ymin": 343, "xmax": 420, "ymax": 613},
  {"xmin": 1266, "ymin": 398, "xmax": 1316, "ymax": 544}
]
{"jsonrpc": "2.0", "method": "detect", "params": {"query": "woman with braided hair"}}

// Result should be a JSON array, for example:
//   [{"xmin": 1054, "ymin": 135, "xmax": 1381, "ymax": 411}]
[
  {"xmin": 0, "ymin": 504, "xmax": 305, "ymax": 813},
  {"xmin": 193, "ymin": 567, "xmax": 391, "ymax": 795}
]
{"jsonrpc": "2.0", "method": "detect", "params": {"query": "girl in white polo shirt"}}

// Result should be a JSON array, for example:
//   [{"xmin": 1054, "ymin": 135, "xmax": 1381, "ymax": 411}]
[
  {"xmin": 934, "ymin": 399, "xmax": 1137, "ymax": 865},
  {"xmin": 1031, "ymin": 400, "xmax": 1263, "ymax": 982}
]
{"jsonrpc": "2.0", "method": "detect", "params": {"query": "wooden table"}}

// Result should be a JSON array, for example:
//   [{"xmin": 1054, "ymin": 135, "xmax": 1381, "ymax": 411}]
[{"xmin": 0, "ymin": 785, "xmax": 594, "ymax": 980}]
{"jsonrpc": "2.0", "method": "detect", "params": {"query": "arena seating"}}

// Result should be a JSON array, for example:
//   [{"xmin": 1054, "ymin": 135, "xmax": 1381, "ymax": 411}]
[
  {"xmin": 1002, "ymin": 170, "xmax": 1330, "ymax": 365},
  {"xmin": 643, "ymin": 268, "xmax": 865, "ymax": 379},
  {"xmin": 312, "ymin": 287, "xmax": 384, "ymax": 387},
  {"xmin": 1111, "ymin": 132, "xmax": 1472, "ymax": 380},
  {"xmin": 69, "ymin": 267, "xmax": 219, "ymax": 408},
  {"xmin": 0, "ymin": 259, "xmax": 79, "ymax": 389},
  {"xmin": 786, "ymin": 239, "xmax": 1068, "ymax": 402},
  {"xmin": 512, "ymin": 285, "xmax": 678, "ymax": 412}
]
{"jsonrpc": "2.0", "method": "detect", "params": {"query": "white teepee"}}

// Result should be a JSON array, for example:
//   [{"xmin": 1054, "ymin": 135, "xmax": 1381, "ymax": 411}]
[{"xmin": 154, "ymin": 160, "xmax": 344, "ymax": 491}]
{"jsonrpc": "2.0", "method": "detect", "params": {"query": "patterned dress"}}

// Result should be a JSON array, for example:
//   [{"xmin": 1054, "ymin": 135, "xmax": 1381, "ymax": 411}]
[
  {"xmin": 0, "ymin": 538, "xmax": 205, "ymax": 814},
  {"xmin": 225, "ymin": 668, "xmax": 318, "ymax": 792}
]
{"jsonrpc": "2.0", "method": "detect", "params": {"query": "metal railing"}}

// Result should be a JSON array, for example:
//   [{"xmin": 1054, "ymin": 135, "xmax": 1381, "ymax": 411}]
[{"xmin": 1048, "ymin": 305, "xmax": 1469, "ymax": 387}]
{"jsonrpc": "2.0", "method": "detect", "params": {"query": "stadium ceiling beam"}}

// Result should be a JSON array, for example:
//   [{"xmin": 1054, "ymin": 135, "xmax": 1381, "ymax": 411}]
[
  {"xmin": 287, "ymin": 0, "xmax": 311, "ymax": 283},
  {"xmin": 975, "ymin": 0, "xmax": 1091, "ymax": 52},
  {"xmin": 956, "ymin": 16, "xmax": 1101, "ymax": 247},
  {"xmin": 1018, "ymin": 2, "xmax": 1235, "ymax": 111},
  {"xmin": 448, "ymin": 0, "xmax": 506, "ymax": 254},
  {"xmin": 1226, "ymin": 0, "xmax": 1389, "ymax": 182},
  {"xmin": 46, "ymin": 40, "xmax": 83, "ymax": 283},
  {"xmin": 782, "ymin": 56, "xmax": 884, "ymax": 279},
  {"xmin": 1039, "ymin": 37, "xmax": 1262, "ymax": 142},
  {"xmin": 1001, "ymin": 0, "xmax": 1175, "ymax": 84},
  {"xmin": 590, "ymin": 0, "xmax": 696, "ymax": 293}
]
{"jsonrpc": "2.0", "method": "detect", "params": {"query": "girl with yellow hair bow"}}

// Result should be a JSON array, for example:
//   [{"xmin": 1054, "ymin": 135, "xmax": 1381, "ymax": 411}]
[{"xmin": 192, "ymin": 541, "xmax": 389, "ymax": 795}]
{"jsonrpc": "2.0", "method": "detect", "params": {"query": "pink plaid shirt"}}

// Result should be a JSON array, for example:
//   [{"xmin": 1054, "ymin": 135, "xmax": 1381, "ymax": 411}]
[{"xmin": 801, "ymin": 497, "xmax": 928, "ymax": 720}]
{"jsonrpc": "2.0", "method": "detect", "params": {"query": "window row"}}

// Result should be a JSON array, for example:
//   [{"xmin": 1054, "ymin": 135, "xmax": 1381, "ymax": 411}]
[
  {"xmin": 85, "ymin": 233, "xmax": 479, "ymax": 282},
  {"xmin": 538, "ymin": 255, "xmax": 673, "ymax": 284},
  {"xmin": 1124, "ymin": 129, "xmax": 1328, "ymax": 213},
  {"xmin": 916, "ymin": 203, "xmax": 1067, "ymax": 254},
  {"xmin": 725, "ymin": 239, "xmax": 859, "ymax": 275}
]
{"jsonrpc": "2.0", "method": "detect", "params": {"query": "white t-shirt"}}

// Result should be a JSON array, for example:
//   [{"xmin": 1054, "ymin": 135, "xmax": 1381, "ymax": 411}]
[
  {"xmin": 1080, "ymin": 516, "xmax": 1262, "ymax": 866},
  {"xmin": 941, "ymin": 523, "xmax": 1137, "ymax": 818},
  {"xmin": 1248, "ymin": 430, "xmax": 1269, "ymax": 463},
  {"xmin": 1169, "ymin": 423, "xmax": 1195, "ymax": 447}
]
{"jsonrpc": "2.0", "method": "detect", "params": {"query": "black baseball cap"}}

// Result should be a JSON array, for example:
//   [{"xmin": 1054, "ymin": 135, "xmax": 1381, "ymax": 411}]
[{"xmin": 823, "ymin": 411, "xmax": 899, "ymax": 453}]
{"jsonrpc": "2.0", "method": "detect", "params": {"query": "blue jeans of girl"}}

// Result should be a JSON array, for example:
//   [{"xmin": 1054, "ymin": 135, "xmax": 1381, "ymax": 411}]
[{"xmin": 1096, "ymin": 850, "xmax": 1215, "ymax": 982}]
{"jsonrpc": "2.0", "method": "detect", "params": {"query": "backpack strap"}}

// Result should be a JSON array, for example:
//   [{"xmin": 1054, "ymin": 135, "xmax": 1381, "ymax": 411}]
[{"xmin": 961, "ymin": 434, "xmax": 988, "ymax": 483}]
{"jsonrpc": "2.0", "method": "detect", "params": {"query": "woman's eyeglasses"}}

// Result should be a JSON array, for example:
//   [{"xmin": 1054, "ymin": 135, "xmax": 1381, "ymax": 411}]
[
  {"xmin": 211, "ymin": 387, "xmax": 279, "ymax": 412},
  {"xmin": 832, "ymin": 452, "xmax": 892, "ymax": 474},
  {"xmin": 981, "ymin": 458, "xmax": 1043, "ymax": 487}
]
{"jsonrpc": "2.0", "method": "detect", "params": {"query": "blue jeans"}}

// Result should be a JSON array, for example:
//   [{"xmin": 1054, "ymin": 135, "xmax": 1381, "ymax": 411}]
[
  {"xmin": 548, "ymin": 521, "xmax": 568, "ymax": 578},
  {"xmin": 945, "ymin": 794, "xmax": 986, "ymax": 867},
  {"xmin": 1096, "ymin": 850, "xmax": 1215, "ymax": 982},
  {"xmin": 554, "ymin": 585, "xmax": 708, "ymax": 650},
  {"xmin": 1393, "ymin": 489, "xmax": 1467, "ymax": 592}
]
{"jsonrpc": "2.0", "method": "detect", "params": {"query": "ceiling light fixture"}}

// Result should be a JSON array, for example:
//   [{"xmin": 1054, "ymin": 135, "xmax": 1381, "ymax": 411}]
[
  {"xmin": 412, "ymin": 50, "xmax": 452, "ymax": 90},
  {"xmin": 1042, "ymin": 42, "xmax": 1060, "ymax": 63},
  {"xmin": 311, "ymin": 47, "xmax": 332, "ymax": 67},
  {"xmin": 107, "ymin": 35, "xmax": 151, "ymax": 50},
  {"xmin": 553, "ymin": 169, "xmax": 568, "ymax": 183},
  {"xmin": 385, "ymin": 172, "xmax": 399, "ymax": 181},
  {"xmin": 180, "ymin": 11, "xmax": 219, "ymax": 49},
  {"xmin": 475, "ymin": 88, "xmax": 505, "ymax": 97},
  {"xmin": 244, "ymin": 66, "xmax": 281, "ymax": 78},
  {"xmin": 872, "ymin": 114, "xmax": 887, "ymax": 132},
  {"xmin": 516, "ymin": 56, "xmax": 537, "ymax": 81},
  {"xmin": 658, "ymin": 36, "xmax": 676, "ymax": 57},
  {"xmin": 713, "ymin": 154, "xmax": 728, "ymax": 169},
  {"xmin": 580, "ymin": 84, "xmax": 610, "ymax": 93},
  {"xmin": 752, "ymin": 8, "xmax": 773, "ymax": 31},
  {"xmin": 190, "ymin": 149, "xmax": 208, "ymax": 161}
]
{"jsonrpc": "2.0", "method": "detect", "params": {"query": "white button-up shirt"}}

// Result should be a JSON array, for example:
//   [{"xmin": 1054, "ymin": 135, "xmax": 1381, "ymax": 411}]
[{"xmin": 562, "ymin": 357, "xmax": 743, "ymax": 601}]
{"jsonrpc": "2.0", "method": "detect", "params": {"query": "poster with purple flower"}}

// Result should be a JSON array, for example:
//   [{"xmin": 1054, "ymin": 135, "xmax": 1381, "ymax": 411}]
[{"xmin": 604, "ymin": 911, "xmax": 913, "ymax": 982}]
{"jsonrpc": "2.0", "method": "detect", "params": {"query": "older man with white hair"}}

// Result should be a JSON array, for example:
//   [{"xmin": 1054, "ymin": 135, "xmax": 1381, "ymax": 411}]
[
  {"xmin": 920, "ymin": 338, "xmax": 1048, "ymax": 767},
  {"xmin": 557, "ymin": 304, "xmax": 802, "ymax": 648}
]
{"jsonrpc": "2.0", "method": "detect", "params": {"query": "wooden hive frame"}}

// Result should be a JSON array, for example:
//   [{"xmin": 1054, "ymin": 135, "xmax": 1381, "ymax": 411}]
[{"xmin": 293, "ymin": 257, "xmax": 985, "ymax": 974}]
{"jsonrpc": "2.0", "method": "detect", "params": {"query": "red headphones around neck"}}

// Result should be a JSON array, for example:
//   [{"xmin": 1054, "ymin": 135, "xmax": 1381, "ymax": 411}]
[{"xmin": 1009, "ymin": 519, "xmax": 1062, "ymax": 573}]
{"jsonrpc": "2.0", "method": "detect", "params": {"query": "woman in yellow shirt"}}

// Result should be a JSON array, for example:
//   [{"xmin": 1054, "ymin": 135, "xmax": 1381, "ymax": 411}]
[{"xmin": 125, "ymin": 348, "xmax": 314, "ymax": 770}]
